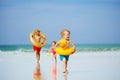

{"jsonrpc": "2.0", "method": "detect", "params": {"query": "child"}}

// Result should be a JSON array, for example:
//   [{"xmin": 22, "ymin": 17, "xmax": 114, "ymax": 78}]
[
  {"xmin": 33, "ymin": 29, "xmax": 46, "ymax": 63},
  {"xmin": 55, "ymin": 29, "xmax": 76, "ymax": 74},
  {"xmin": 49, "ymin": 41, "xmax": 57, "ymax": 62}
]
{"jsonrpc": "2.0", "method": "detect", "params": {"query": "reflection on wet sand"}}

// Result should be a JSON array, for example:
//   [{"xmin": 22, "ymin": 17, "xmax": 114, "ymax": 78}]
[
  {"xmin": 52, "ymin": 61, "xmax": 68, "ymax": 80},
  {"xmin": 33, "ymin": 61, "xmax": 68, "ymax": 80},
  {"xmin": 52, "ymin": 62, "xmax": 57, "ymax": 80},
  {"xmin": 33, "ymin": 62, "xmax": 44, "ymax": 80},
  {"xmin": 63, "ymin": 74, "xmax": 67, "ymax": 80}
]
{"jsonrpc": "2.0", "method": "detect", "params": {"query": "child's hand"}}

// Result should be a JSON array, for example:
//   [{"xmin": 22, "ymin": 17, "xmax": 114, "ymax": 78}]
[
  {"xmin": 47, "ymin": 53, "xmax": 51, "ymax": 57},
  {"xmin": 41, "ymin": 41, "xmax": 44, "ymax": 44},
  {"xmin": 67, "ymin": 40, "xmax": 72, "ymax": 44},
  {"xmin": 41, "ymin": 42, "xmax": 44, "ymax": 44}
]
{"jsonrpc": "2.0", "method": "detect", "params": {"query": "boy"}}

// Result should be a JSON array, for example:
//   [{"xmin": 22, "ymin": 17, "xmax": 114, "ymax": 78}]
[
  {"xmin": 33, "ymin": 29, "xmax": 46, "ymax": 63},
  {"xmin": 55, "ymin": 29, "xmax": 76, "ymax": 74}
]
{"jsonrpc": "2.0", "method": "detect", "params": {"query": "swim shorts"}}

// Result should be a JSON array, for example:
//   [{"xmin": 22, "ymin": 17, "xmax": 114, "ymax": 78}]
[
  {"xmin": 60, "ymin": 55, "xmax": 69, "ymax": 61},
  {"xmin": 33, "ymin": 46, "xmax": 41, "ymax": 53}
]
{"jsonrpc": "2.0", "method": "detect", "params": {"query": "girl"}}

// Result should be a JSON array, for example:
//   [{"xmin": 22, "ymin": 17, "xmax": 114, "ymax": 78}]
[{"xmin": 49, "ymin": 41, "xmax": 57, "ymax": 62}]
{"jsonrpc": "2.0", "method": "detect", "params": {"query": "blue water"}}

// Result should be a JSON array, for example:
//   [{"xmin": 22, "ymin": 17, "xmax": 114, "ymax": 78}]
[
  {"xmin": 0, "ymin": 44, "xmax": 120, "ymax": 52},
  {"xmin": 0, "ymin": 44, "xmax": 120, "ymax": 80}
]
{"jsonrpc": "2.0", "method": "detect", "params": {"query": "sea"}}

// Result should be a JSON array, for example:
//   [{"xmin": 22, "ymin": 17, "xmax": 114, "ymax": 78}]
[
  {"xmin": 0, "ymin": 44, "xmax": 120, "ymax": 54},
  {"xmin": 0, "ymin": 44, "xmax": 120, "ymax": 80}
]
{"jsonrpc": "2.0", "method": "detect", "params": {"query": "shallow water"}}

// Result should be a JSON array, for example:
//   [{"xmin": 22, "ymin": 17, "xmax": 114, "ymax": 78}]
[
  {"xmin": 0, "ymin": 51, "xmax": 120, "ymax": 80},
  {"xmin": 0, "ymin": 44, "xmax": 120, "ymax": 52}
]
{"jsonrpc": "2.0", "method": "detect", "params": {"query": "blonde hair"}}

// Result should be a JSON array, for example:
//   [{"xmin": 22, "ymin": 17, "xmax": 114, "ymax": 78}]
[
  {"xmin": 60, "ymin": 29, "xmax": 70, "ymax": 38},
  {"xmin": 34, "ymin": 29, "xmax": 40, "ymax": 33},
  {"xmin": 33, "ymin": 29, "xmax": 40, "ymax": 34},
  {"xmin": 32, "ymin": 29, "xmax": 40, "ymax": 37}
]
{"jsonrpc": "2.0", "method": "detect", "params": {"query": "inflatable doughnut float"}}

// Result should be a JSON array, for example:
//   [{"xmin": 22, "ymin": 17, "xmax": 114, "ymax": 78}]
[
  {"xmin": 29, "ymin": 30, "xmax": 47, "ymax": 48},
  {"xmin": 55, "ymin": 39, "xmax": 75, "ymax": 55}
]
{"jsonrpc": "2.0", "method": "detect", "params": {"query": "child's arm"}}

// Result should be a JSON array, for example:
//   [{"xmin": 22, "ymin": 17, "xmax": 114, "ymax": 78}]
[
  {"xmin": 69, "ymin": 40, "xmax": 76, "ymax": 53},
  {"xmin": 48, "ymin": 47, "xmax": 52, "ymax": 53},
  {"xmin": 69, "ymin": 40, "xmax": 76, "ymax": 49},
  {"xmin": 54, "ymin": 41, "xmax": 60, "ymax": 48},
  {"xmin": 41, "ymin": 35, "xmax": 46, "ymax": 44}
]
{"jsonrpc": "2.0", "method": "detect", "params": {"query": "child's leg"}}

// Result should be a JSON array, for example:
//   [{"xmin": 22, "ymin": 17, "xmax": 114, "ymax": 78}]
[
  {"xmin": 52, "ymin": 55, "xmax": 57, "ymax": 62},
  {"xmin": 52, "ymin": 55, "xmax": 54, "ymax": 62},
  {"xmin": 33, "ymin": 46, "xmax": 41, "ymax": 62},
  {"xmin": 36, "ymin": 51, "xmax": 40, "ymax": 62},
  {"xmin": 63, "ymin": 58, "xmax": 68, "ymax": 72},
  {"xmin": 54, "ymin": 55, "xmax": 57, "ymax": 62},
  {"xmin": 60, "ymin": 55, "xmax": 69, "ymax": 73}
]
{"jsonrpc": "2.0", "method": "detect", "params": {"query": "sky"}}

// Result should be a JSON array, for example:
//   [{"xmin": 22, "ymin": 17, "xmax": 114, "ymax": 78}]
[{"xmin": 0, "ymin": 0, "xmax": 120, "ymax": 45}]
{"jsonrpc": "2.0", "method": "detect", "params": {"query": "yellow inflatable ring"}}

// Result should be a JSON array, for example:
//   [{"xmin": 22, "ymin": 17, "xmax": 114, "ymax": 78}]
[
  {"xmin": 55, "ymin": 39, "xmax": 75, "ymax": 55},
  {"xmin": 29, "ymin": 30, "xmax": 47, "ymax": 48}
]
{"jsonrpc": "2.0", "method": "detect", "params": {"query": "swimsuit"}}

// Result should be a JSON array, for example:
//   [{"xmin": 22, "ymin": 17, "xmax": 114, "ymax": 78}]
[
  {"xmin": 60, "ymin": 55, "xmax": 69, "ymax": 61},
  {"xmin": 33, "ymin": 46, "xmax": 41, "ymax": 53},
  {"xmin": 51, "ymin": 47, "xmax": 56, "ymax": 55}
]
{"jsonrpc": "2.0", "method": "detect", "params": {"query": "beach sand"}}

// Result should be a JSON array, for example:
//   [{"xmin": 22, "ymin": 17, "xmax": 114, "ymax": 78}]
[{"xmin": 0, "ymin": 51, "xmax": 120, "ymax": 80}]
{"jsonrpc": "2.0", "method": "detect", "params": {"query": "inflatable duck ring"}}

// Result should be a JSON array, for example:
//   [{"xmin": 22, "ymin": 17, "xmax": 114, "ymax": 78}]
[
  {"xmin": 29, "ymin": 30, "xmax": 47, "ymax": 48},
  {"xmin": 55, "ymin": 39, "xmax": 75, "ymax": 55}
]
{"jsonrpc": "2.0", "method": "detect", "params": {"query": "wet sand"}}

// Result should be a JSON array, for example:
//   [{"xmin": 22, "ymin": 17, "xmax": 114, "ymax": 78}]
[{"xmin": 0, "ymin": 51, "xmax": 120, "ymax": 80}]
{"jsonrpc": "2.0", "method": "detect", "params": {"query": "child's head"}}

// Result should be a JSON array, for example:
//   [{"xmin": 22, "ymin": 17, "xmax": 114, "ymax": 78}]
[
  {"xmin": 34, "ymin": 29, "xmax": 40, "ymax": 36},
  {"xmin": 52, "ymin": 41, "xmax": 56, "ymax": 46},
  {"xmin": 60, "ymin": 29, "xmax": 70, "ymax": 40}
]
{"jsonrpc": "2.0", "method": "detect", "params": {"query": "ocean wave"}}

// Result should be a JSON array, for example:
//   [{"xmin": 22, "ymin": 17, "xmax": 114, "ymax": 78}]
[
  {"xmin": 0, "ymin": 47, "xmax": 120, "ymax": 54},
  {"xmin": 0, "ymin": 44, "xmax": 120, "ymax": 54},
  {"xmin": 0, "ymin": 49, "xmax": 33, "ymax": 54},
  {"xmin": 76, "ymin": 47, "xmax": 120, "ymax": 52}
]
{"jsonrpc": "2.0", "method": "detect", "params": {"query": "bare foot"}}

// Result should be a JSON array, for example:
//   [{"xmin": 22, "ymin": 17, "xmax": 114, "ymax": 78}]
[
  {"xmin": 63, "ymin": 70, "xmax": 68, "ymax": 75},
  {"xmin": 37, "ymin": 60, "xmax": 39, "ymax": 63}
]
